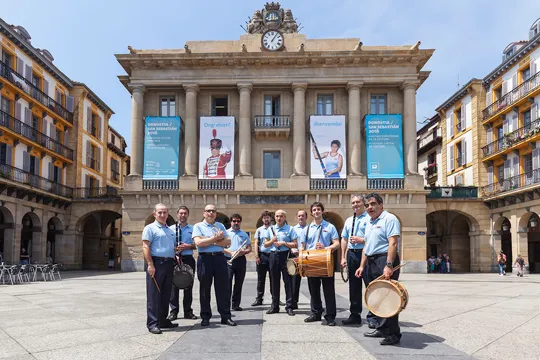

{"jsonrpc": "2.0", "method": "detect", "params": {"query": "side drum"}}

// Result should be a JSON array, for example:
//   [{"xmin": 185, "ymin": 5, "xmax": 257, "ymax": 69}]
[
  {"xmin": 364, "ymin": 279, "xmax": 409, "ymax": 318},
  {"xmin": 298, "ymin": 248, "xmax": 334, "ymax": 277},
  {"xmin": 286, "ymin": 257, "xmax": 299, "ymax": 276}
]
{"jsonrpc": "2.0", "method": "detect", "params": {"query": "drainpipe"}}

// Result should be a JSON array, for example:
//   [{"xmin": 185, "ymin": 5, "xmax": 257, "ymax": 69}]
[{"xmin": 490, "ymin": 213, "xmax": 495, "ymax": 273}]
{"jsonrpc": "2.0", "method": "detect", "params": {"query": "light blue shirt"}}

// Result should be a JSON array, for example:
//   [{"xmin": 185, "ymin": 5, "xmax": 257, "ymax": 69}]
[
  {"xmin": 299, "ymin": 220, "xmax": 339, "ymax": 250},
  {"xmin": 169, "ymin": 223, "xmax": 194, "ymax": 256},
  {"xmin": 364, "ymin": 210, "xmax": 401, "ymax": 256},
  {"xmin": 142, "ymin": 221, "xmax": 176, "ymax": 258},
  {"xmin": 293, "ymin": 224, "xmax": 308, "ymax": 250},
  {"xmin": 272, "ymin": 223, "xmax": 298, "ymax": 252},
  {"xmin": 341, "ymin": 212, "xmax": 369, "ymax": 250},
  {"xmin": 192, "ymin": 220, "xmax": 229, "ymax": 253},
  {"xmin": 225, "ymin": 229, "xmax": 251, "ymax": 258},
  {"xmin": 254, "ymin": 225, "xmax": 274, "ymax": 254}
]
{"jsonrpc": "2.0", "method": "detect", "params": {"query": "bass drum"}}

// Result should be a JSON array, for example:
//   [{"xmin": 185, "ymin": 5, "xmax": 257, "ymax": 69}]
[
  {"xmin": 364, "ymin": 279, "xmax": 409, "ymax": 318},
  {"xmin": 173, "ymin": 263, "xmax": 194, "ymax": 289},
  {"xmin": 298, "ymin": 248, "xmax": 334, "ymax": 277}
]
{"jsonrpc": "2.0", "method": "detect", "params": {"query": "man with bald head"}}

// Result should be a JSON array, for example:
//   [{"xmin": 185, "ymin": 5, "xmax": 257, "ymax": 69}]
[{"xmin": 265, "ymin": 209, "xmax": 298, "ymax": 316}]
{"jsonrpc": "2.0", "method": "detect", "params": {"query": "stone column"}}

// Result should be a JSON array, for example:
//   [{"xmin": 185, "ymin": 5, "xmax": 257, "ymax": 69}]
[
  {"xmin": 129, "ymin": 85, "xmax": 145, "ymax": 176},
  {"xmin": 402, "ymin": 81, "xmax": 419, "ymax": 175},
  {"xmin": 347, "ymin": 82, "xmax": 363, "ymax": 175},
  {"xmin": 238, "ymin": 83, "xmax": 253, "ymax": 176},
  {"xmin": 292, "ymin": 83, "xmax": 307, "ymax": 176},
  {"xmin": 183, "ymin": 84, "xmax": 199, "ymax": 177}
]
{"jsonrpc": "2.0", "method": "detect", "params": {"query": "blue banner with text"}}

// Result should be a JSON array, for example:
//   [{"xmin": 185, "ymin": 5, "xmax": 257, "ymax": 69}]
[
  {"xmin": 366, "ymin": 114, "xmax": 404, "ymax": 179},
  {"xmin": 143, "ymin": 116, "xmax": 180, "ymax": 180}
]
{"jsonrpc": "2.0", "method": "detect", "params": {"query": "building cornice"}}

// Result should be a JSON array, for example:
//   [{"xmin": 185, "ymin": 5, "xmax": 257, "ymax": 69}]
[
  {"xmin": 72, "ymin": 81, "xmax": 115, "ymax": 115},
  {"xmin": 435, "ymin": 79, "xmax": 482, "ymax": 112}
]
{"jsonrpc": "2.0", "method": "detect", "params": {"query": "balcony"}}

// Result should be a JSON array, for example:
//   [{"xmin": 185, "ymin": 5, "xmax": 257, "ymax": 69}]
[
  {"xmin": 482, "ymin": 71, "xmax": 540, "ymax": 121},
  {"xmin": 0, "ymin": 110, "xmax": 74, "ymax": 160},
  {"xmin": 426, "ymin": 186, "xmax": 478, "ymax": 199},
  {"xmin": 73, "ymin": 186, "xmax": 120, "ymax": 200},
  {"xmin": 424, "ymin": 164, "xmax": 438, "ymax": 182},
  {"xmin": 143, "ymin": 179, "xmax": 179, "ymax": 190},
  {"xmin": 0, "ymin": 163, "xmax": 72, "ymax": 198},
  {"xmin": 198, "ymin": 179, "xmax": 235, "ymax": 191},
  {"xmin": 310, "ymin": 179, "xmax": 347, "ymax": 191},
  {"xmin": 417, "ymin": 128, "xmax": 442, "ymax": 156},
  {"xmin": 482, "ymin": 169, "xmax": 540, "ymax": 198},
  {"xmin": 0, "ymin": 61, "xmax": 73, "ymax": 124},
  {"xmin": 367, "ymin": 178, "xmax": 404, "ymax": 190},
  {"xmin": 254, "ymin": 115, "xmax": 290, "ymax": 139},
  {"xmin": 482, "ymin": 117, "xmax": 540, "ymax": 159}
]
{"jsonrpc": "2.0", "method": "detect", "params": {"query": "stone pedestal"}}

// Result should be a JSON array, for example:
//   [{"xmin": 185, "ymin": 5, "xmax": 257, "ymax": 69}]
[
  {"xmin": 179, "ymin": 176, "xmax": 198, "ymax": 191},
  {"xmin": 405, "ymin": 174, "xmax": 425, "ymax": 190},
  {"xmin": 124, "ymin": 175, "xmax": 143, "ymax": 192},
  {"xmin": 347, "ymin": 175, "xmax": 366, "ymax": 191},
  {"xmin": 235, "ymin": 176, "xmax": 254, "ymax": 192},
  {"xmin": 289, "ymin": 175, "xmax": 309, "ymax": 191}
]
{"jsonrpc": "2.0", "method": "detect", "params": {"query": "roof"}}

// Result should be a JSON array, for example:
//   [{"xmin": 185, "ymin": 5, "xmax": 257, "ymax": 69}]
[
  {"xmin": 417, "ymin": 113, "xmax": 440, "ymax": 136},
  {"xmin": 435, "ymin": 78, "xmax": 482, "ymax": 112},
  {"xmin": 72, "ymin": 81, "xmax": 114, "ymax": 114}
]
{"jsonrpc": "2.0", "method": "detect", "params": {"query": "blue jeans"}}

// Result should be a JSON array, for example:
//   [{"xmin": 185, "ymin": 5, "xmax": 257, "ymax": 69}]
[{"xmin": 498, "ymin": 263, "xmax": 505, "ymax": 274}]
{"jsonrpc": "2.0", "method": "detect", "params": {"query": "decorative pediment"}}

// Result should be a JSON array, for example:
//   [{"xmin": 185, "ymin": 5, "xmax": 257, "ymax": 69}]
[{"xmin": 246, "ymin": 2, "xmax": 299, "ymax": 34}]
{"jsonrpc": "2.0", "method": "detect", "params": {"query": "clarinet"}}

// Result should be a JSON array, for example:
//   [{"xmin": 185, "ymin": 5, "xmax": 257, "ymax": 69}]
[{"xmin": 350, "ymin": 211, "xmax": 357, "ymax": 244}]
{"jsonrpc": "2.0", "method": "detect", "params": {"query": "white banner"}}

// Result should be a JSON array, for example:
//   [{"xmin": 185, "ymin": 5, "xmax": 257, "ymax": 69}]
[
  {"xmin": 199, "ymin": 116, "xmax": 235, "ymax": 179},
  {"xmin": 310, "ymin": 115, "xmax": 347, "ymax": 179}
]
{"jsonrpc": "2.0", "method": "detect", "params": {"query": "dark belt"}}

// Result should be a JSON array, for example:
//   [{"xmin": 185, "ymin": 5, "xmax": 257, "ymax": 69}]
[
  {"xmin": 270, "ymin": 250, "xmax": 289, "ymax": 253},
  {"xmin": 366, "ymin": 253, "xmax": 387, "ymax": 259},
  {"xmin": 152, "ymin": 256, "xmax": 175, "ymax": 261},
  {"xmin": 176, "ymin": 254, "xmax": 194, "ymax": 258},
  {"xmin": 348, "ymin": 248, "xmax": 364, "ymax": 253},
  {"xmin": 199, "ymin": 252, "xmax": 224, "ymax": 256}
]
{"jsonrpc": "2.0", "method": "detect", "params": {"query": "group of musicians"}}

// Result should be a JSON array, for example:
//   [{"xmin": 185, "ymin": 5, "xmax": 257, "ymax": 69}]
[{"xmin": 142, "ymin": 192, "xmax": 402, "ymax": 346}]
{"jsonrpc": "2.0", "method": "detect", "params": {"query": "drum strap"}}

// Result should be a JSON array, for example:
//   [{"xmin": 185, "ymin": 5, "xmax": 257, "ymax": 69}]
[{"xmin": 304, "ymin": 224, "xmax": 323, "ymax": 249}]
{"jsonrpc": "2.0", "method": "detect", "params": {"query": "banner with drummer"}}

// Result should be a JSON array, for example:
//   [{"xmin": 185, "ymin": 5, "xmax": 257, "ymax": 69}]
[
  {"xmin": 309, "ymin": 115, "xmax": 347, "ymax": 179},
  {"xmin": 199, "ymin": 116, "xmax": 235, "ymax": 179}
]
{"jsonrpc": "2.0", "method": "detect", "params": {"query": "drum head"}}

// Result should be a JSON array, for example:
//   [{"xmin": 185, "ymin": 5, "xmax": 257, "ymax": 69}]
[
  {"xmin": 365, "ymin": 280, "xmax": 402, "ymax": 318},
  {"xmin": 173, "ymin": 264, "xmax": 194, "ymax": 289},
  {"xmin": 286, "ymin": 259, "xmax": 297, "ymax": 276}
]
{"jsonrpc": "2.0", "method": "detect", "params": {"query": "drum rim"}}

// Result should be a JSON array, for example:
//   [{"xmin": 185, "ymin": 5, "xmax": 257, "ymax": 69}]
[{"xmin": 364, "ymin": 279, "xmax": 405, "ymax": 318}]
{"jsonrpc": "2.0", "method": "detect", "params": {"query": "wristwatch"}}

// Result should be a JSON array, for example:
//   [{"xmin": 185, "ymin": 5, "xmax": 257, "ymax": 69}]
[{"xmin": 385, "ymin": 261, "xmax": 393, "ymax": 268}]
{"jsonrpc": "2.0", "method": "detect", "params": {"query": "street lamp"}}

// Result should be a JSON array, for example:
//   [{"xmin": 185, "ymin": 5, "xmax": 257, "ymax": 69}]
[{"xmin": 530, "ymin": 216, "xmax": 538, "ymax": 228}]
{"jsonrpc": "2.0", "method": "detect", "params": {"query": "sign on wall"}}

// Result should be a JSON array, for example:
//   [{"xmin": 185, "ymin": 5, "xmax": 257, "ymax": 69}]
[
  {"xmin": 309, "ymin": 115, "xmax": 347, "ymax": 179},
  {"xmin": 199, "ymin": 116, "xmax": 235, "ymax": 179},
  {"xmin": 143, "ymin": 116, "xmax": 181, "ymax": 180},
  {"xmin": 366, "ymin": 114, "xmax": 404, "ymax": 179}
]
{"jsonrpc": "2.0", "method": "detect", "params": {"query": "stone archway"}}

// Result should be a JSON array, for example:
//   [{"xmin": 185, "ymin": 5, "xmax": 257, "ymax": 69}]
[
  {"xmin": 0, "ymin": 206, "xmax": 14, "ymax": 263},
  {"xmin": 21, "ymin": 212, "xmax": 41, "ymax": 264},
  {"xmin": 499, "ymin": 217, "xmax": 512, "ymax": 273},
  {"xmin": 46, "ymin": 217, "xmax": 63, "ymax": 264},
  {"xmin": 78, "ymin": 210, "xmax": 122, "ymax": 270}
]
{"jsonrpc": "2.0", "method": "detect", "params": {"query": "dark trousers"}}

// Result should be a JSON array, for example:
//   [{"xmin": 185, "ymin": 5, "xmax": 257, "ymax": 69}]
[
  {"xmin": 169, "ymin": 255, "xmax": 195, "ymax": 316},
  {"xmin": 197, "ymin": 253, "xmax": 231, "ymax": 321},
  {"xmin": 269, "ymin": 251, "xmax": 293, "ymax": 310},
  {"xmin": 146, "ymin": 257, "xmax": 174, "ymax": 329},
  {"xmin": 346, "ymin": 250, "xmax": 363, "ymax": 317},
  {"xmin": 366, "ymin": 253, "xmax": 401, "ymax": 336},
  {"xmin": 307, "ymin": 275, "xmax": 336, "ymax": 320},
  {"xmin": 255, "ymin": 252, "xmax": 273, "ymax": 301},
  {"xmin": 291, "ymin": 253, "xmax": 301, "ymax": 307},
  {"xmin": 228, "ymin": 255, "xmax": 247, "ymax": 308}
]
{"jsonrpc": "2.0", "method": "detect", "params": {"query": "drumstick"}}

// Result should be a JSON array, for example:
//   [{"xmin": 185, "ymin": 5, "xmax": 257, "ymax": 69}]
[
  {"xmin": 152, "ymin": 275, "xmax": 161, "ymax": 294},
  {"xmin": 374, "ymin": 262, "xmax": 406, "ymax": 281}
]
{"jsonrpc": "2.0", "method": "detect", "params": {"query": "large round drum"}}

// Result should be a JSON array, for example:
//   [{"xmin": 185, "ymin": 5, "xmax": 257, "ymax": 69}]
[
  {"xmin": 173, "ymin": 263, "xmax": 194, "ymax": 289},
  {"xmin": 364, "ymin": 279, "xmax": 409, "ymax": 318},
  {"xmin": 298, "ymin": 248, "xmax": 334, "ymax": 277}
]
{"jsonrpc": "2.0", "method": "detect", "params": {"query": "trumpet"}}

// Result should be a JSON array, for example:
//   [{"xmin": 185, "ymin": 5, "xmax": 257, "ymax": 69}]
[{"xmin": 227, "ymin": 239, "xmax": 249, "ymax": 265}]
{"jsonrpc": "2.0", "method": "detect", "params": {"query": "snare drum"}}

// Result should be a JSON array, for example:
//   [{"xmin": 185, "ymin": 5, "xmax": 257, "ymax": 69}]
[
  {"xmin": 286, "ymin": 257, "xmax": 299, "ymax": 276},
  {"xmin": 297, "ymin": 248, "xmax": 334, "ymax": 277},
  {"xmin": 364, "ymin": 279, "xmax": 408, "ymax": 318}
]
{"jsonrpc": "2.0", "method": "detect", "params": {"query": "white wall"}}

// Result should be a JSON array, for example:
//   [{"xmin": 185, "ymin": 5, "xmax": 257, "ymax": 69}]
[{"xmin": 487, "ymin": 45, "xmax": 540, "ymax": 95}]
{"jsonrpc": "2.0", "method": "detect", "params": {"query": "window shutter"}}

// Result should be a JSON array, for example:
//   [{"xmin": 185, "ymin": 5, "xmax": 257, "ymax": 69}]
[
  {"xmin": 49, "ymin": 123, "xmax": 56, "ymax": 140},
  {"xmin": 55, "ymin": 90, "xmax": 61, "ymax": 103},
  {"xmin": 502, "ymin": 81, "xmax": 508, "ymax": 95},
  {"xmin": 64, "ymin": 130, "xmax": 68, "ymax": 145},
  {"xmin": 24, "ymin": 65, "xmax": 32, "ymax": 81},
  {"xmin": 513, "ymin": 156, "xmax": 520, "ymax": 177},
  {"xmin": 5, "ymin": 144, "xmax": 12, "ymax": 166},
  {"xmin": 48, "ymin": 163, "xmax": 53, "ymax": 180},
  {"xmin": 460, "ymin": 104, "xmax": 465, "ymax": 123},
  {"xmin": 86, "ymin": 140, "xmax": 91, "ymax": 167},
  {"xmin": 96, "ymin": 178, "xmax": 100, "ymax": 188},
  {"xmin": 24, "ymin": 107, "xmax": 31, "ymax": 125},
  {"xmin": 23, "ymin": 151, "xmax": 30, "ymax": 172},
  {"xmin": 59, "ymin": 167, "xmax": 63, "ymax": 184},
  {"xmin": 532, "ymin": 102, "xmax": 538, "ymax": 121},
  {"xmin": 66, "ymin": 96, "xmax": 74, "ymax": 112},
  {"xmin": 512, "ymin": 73, "xmax": 518, "ymax": 88},
  {"xmin": 462, "ymin": 139, "xmax": 467, "ymax": 165},
  {"xmin": 41, "ymin": 118, "xmax": 47, "ymax": 136},
  {"xmin": 449, "ymin": 146, "xmax": 455, "ymax": 171},
  {"xmin": 85, "ymin": 174, "xmax": 90, "ymax": 188},
  {"xmin": 503, "ymin": 118, "xmax": 509, "ymax": 134},
  {"xmin": 532, "ymin": 61, "xmax": 537, "ymax": 77},
  {"xmin": 512, "ymin": 113, "xmax": 518, "ymax": 132},
  {"xmin": 15, "ymin": 102, "xmax": 21, "ymax": 120},
  {"xmin": 87, "ymin": 107, "xmax": 92, "ymax": 131},
  {"xmin": 43, "ymin": 79, "xmax": 49, "ymax": 96},
  {"xmin": 96, "ymin": 146, "xmax": 101, "ymax": 171},
  {"xmin": 17, "ymin": 59, "xmax": 23, "ymax": 74},
  {"xmin": 488, "ymin": 165, "xmax": 494, "ymax": 184},
  {"xmin": 486, "ymin": 90, "xmax": 492, "ymax": 107},
  {"xmin": 487, "ymin": 126, "xmax": 493, "ymax": 143},
  {"xmin": 504, "ymin": 159, "xmax": 510, "ymax": 179},
  {"xmin": 448, "ymin": 113, "xmax": 454, "ymax": 138},
  {"xmin": 534, "ymin": 149, "xmax": 539, "ymax": 170}
]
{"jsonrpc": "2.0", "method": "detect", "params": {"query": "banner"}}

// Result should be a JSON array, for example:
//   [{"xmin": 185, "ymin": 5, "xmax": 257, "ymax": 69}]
[
  {"xmin": 309, "ymin": 115, "xmax": 347, "ymax": 179},
  {"xmin": 199, "ymin": 116, "xmax": 235, "ymax": 179},
  {"xmin": 366, "ymin": 114, "xmax": 404, "ymax": 179},
  {"xmin": 143, "ymin": 116, "xmax": 180, "ymax": 180}
]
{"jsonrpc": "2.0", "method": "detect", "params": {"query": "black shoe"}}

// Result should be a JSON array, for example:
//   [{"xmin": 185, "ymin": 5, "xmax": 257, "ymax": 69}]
[
  {"xmin": 325, "ymin": 319, "xmax": 336, "ymax": 327},
  {"xmin": 251, "ymin": 300, "xmax": 263, "ymax": 306},
  {"xmin": 266, "ymin": 308, "xmax": 279, "ymax": 314},
  {"xmin": 184, "ymin": 312, "xmax": 198, "ymax": 320},
  {"xmin": 148, "ymin": 327, "xmax": 162, "ymax": 334},
  {"xmin": 167, "ymin": 312, "xmax": 178, "ymax": 321},
  {"xmin": 160, "ymin": 321, "xmax": 179, "ymax": 329},
  {"xmin": 286, "ymin": 309, "xmax": 295, "ymax": 316},
  {"xmin": 380, "ymin": 334, "xmax": 401, "ymax": 346},
  {"xmin": 364, "ymin": 330, "xmax": 386, "ymax": 338},
  {"xmin": 279, "ymin": 301, "xmax": 285, "ymax": 306},
  {"xmin": 201, "ymin": 319, "xmax": 210, "ymax": 326},
  {"xmin": 342, "ymin": 316, "xmax": 361, "ymax": 325},
  {"xmin": 291, "ymin": 304, "xmax": 298, "ymax": 310},
  {"xmin": 368, "ymin": 322, "xmax": 377, "ymax": 329},
  {"xmin": 221, "ymin": 318, "xmax": 237, "ymax": 326},
  {"xmin": 304, "ymin": 314, "xmax": 322, "ymax": 323},
  {"xmin": 232, "ymin": 306, "xmax": 243, "ymax": 311}
]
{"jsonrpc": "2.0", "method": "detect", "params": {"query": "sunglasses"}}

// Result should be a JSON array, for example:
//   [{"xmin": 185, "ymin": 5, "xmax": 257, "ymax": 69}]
[
  {"xmin": 231, "ymin": 220, "xmax": 241, "ymax": 223},
  {"xmin": 205, "ymin": 209, "xmax": 216, "ymax": 213}
]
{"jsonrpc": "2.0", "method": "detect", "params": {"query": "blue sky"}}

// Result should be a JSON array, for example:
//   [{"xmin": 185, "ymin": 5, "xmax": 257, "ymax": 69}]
[{"xmin": 3, "ymin": 1, "xmax": 540, "ymax": 154}]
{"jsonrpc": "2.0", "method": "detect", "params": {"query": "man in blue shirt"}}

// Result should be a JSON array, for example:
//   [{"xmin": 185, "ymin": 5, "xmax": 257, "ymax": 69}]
[
  {"xmin": 192, "ymin": 204, "xmax": 236, "ymax": 326},
  {"xmin": 225, "ymin": 213, "xmax": 252, "ymax": 311},
  {"xmin": 265, "ymin": 209, "xmax": 297, "ymax": 316},
  {"xmin": 167, "ymin": 206, "xmax": 197, "ymax": 322},
  {"xmin": 355, "ymin": 193, "xmax": 402, "ymax": 346},
  {"xmin": 291, "ymin": 210, "xmax": 308, "ymax": 310},
  {"xmin": 251, "ymin": 210, "xmax": 275, "ymax": 306},
  {"xmin": 340, "ymin": 194, "xmax": 373, "ymax": 327},
  {"xmin": 142, "ymin": 203, "xmax": 179, "ymax": 334},
  {"xmin": 300, "ymin": 202, "xmax": 340, "ymax": 326}
]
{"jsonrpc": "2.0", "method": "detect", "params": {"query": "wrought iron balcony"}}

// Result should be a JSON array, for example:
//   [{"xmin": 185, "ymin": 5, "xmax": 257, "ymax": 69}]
[
  {"xmin": 0, "ymin": 163, "xmax": 72, "ymax": 198},
  {"xmin": 73, "ymin": 186, "xmax": 120, "ymax": 199},
  {"xmin": 426, "ymin": 186, "xmax": 478, "ymax": 199},
  {"xmin": 0, "ymin": 110, "xmax": 73, "ymax": 160},
  {"xmin": 310, "ymin": 179, "xmax": 347, "ymax": 190},
  {"xmin": 482, "ymin": 71, "xmax": 540, "ymax": 121},
  {"xmin": 198, "ymin": 179, "xmax": 235, "ymax": 190},
  {"xmin": 424, "ymin": 164, "xmax": 438, "ymax": 180},
  {"xmin": 143, "ymin": 179, "xmax": 179, "ymax": 190},
  {"xmin": 482, "ymin": 117, "xmax": 540, "ymax": 158},
  {"xmin": 482, "ymin": 169, "xmax": 540, "ymax": 197},
  {"xmin": 367, "ymin": 178, "xmax": 404, "ymax": 190},
  {"xmin": 0, "ymin": 61, "xmax": 73, "ymax": 124}
]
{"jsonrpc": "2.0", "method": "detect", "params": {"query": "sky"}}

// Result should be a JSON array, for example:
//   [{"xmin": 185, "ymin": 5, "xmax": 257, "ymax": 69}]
[{"xmin": 3, "ymin": 0, "xmax": 540, "ymax": 155}]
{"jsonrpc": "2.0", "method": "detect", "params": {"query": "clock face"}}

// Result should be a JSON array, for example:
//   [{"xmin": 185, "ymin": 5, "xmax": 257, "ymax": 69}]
[{"xmin": 262, "ymin": 30, "xmax": 284, "ymax": 51}]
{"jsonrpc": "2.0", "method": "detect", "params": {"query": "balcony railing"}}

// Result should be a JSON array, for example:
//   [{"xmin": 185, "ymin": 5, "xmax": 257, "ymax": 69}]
[
  {"xmin": 0, "ymin": 110, "xmax": 74, "ymax": 160},
  {"xmin": 254, "ymin": 115, "xmax": 290, "ymax": 128},
  {"xmin": 73, "ymin": 187, "xmax": 119, "ymax": 199},
  {"xmin": 482, "ymin": 71, "xmax": 540, "ymax": 120},
  {"xmin": 0, "ymin": 163, "xmax": 73, "ymax": 198},
  {"xmin": 143, "ymin": 179, "xmax": 179, "ymax": 190},
  {"xmin": 426, "ymin": 186, "xmax": 478, "ymax": 198},
  {"xmin": 0, "ymin": 60, "xmax": 73, "ymax": 124},
  {"xmin": 417, "ymin": 128, "xmax": 441, "ymax": 150},
  {"xmin": 482, "ymin": 169, "xmax": 540, "ymax": 197},
  {"xmin": 198, "ymin": 179, "xmax": 235, "ymax": 190},
  {"xmin": 482, "ymin": 117, "xmax": 540, "ymax": 158},
  {"xmin": 367, "ymin": 178, "xmax": 404, "ymax": 190},
  {"xmin": 310, "ymin": 179, "xmax": 347, "ymax": 190},
  {"xmin": 424, "ymin": 164, "xmax": 438, "ymax": 179}
]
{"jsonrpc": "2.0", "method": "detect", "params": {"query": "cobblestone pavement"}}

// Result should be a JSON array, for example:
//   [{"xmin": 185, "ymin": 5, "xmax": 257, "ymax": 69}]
[{"xmin": 1, "ymin": 271, "xmax": 539, "ymax": 360}]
